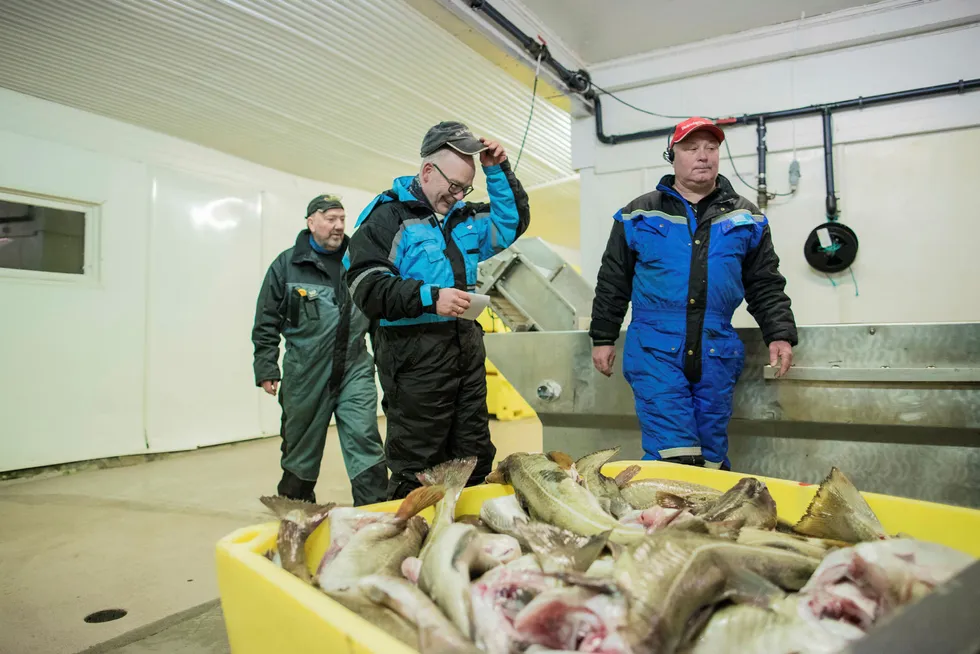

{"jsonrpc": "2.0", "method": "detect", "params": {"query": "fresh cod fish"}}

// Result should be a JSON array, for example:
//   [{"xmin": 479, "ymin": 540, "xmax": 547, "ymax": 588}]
[
  {"xmin": 357, "ymin": 574, "xmax": 481, "ymax": 654},
  {"xmin": 486, "ymin": 453, "xmax": 646, "ymax": 546},
  {"xmin": 620, "ymin": 478, "xmax": 722, "ymax": 511},
  {"xmin": 417, "ymin": 456, "xmax": 478, "ymax": 560},
  {"xmin": 575, "ymin": 446, "xmax": 642, "ymax": 519},
  {"xmin": 316, "ymin": 485, "xmax": 443, "ymax": 591},
  {"xmin": 259, "ymin": 496, "xmax": 336, "ymax": 584}
]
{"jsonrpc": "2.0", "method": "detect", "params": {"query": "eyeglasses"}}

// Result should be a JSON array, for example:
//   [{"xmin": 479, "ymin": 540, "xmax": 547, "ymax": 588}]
[{"xmin": 430, "ymin": 163, "xmax": 474, "ymax": 198}]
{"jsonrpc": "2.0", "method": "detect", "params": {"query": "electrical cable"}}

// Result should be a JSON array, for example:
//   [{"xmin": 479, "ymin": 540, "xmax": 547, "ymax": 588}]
[
  {"xmin": 589, "ymin": 82, "xmax": 796, "ymax": 198},
  {"xmin": 513, "ymin": 50, "xmax": 543, "ymax": 173},
  {"xmin": 589, "ymin": 82, "xmax": 702, "ymax": 120},
  {"xmin": 723, "ymin": 139, "xmax": 796, "ymax": 198}
]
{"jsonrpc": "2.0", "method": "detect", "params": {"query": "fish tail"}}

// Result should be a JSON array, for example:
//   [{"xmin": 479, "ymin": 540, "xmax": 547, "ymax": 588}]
[
  {"xmin": 260, "ymin": 495, "xmax": 336, "ymax": 533},
  {"xmin": 395, "ymin": 485, "xmax": 446, "ymax": 522},
  {"xmin": 793, "ymin": 467, "xmax": 886, "ymax": 541},
  {"xmin": 574, "ymin": 447, "xmax": 621, "ymax": 478},
  {"xmin": 417, "ymin": 457, "xmax": 478, "ymax": 498},
  {"xmin": 613, "ymin": 465, "xmax": 642, "ymax": 488}
]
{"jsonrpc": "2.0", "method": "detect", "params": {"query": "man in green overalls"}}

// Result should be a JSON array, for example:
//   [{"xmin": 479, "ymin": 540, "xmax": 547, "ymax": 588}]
[{"xmin": 252, "ymin": 194, "xmax": 387, "ymax": 505}]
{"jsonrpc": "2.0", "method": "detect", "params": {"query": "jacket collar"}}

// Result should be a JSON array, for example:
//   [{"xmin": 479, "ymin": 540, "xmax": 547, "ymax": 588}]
[
  {"xmin": 291, "ymin": 229, "xmax": 348, "ymax": 266},
  {"xmin": 656, "ymin": 173, "xmax": 739, "ymax": 206}
]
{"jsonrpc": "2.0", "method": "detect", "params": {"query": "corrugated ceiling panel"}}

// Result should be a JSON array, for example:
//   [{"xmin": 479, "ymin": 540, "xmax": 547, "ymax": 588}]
[{"xmin": 0, "ymin": 0, "xmax": 572, "ymax": 194}]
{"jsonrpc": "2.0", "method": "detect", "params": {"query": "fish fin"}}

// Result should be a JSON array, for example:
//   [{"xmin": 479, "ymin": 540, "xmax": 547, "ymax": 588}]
[
  {"xmin": 574, "ymin": 447, "xmax": 621, "ymax": 478},
  {"xmin": 395, "ymin": 485, "xmax": 445, "ymax": 522},
  {"xmin": 656, "ymin": 492, "xmax": 693, "ymax": 510},
  {"xmin": 613, "ymin": 465, "xmax": 642, "ymax": 488},
  {"xmin": 417, "ymin": 456, "xmax": 478, "ymax": 491},
  {"xmin": 793, "ymin": 467, "xmax": 886, "ymax": 542},
  {"xmin": 720, "ymin": 566, "xmax": 787, "ymax": 608},
  {"xmin": 546, "ymin": 450, "xmax": 575, "ymax": 470},
  {"xmin": 520, "ymin": 523, "xmax": 611, "ymax": 573}
]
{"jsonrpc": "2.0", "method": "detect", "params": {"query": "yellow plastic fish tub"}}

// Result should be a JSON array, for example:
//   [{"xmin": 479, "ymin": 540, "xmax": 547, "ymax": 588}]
[{"xmin": 215, "ymin": 462, "xmax": 980, "ymax": 654}]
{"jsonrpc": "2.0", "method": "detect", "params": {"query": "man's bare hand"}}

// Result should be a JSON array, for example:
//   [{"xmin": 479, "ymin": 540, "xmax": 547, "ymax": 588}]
[
  {"xmin": 260, "ymin": 380, "xmax": 279, "ymax": 396},
  {"xmin": 769, "ymin": 341, "xmax": 793, "ymax": 378},
  {"xmin": 436, "ymin": 288, "xmax": 471, "ymax": 318},
  {"xmin": 479, "ymin": 138, "xmax": 507, "ymax": 167},
  {"xmin": 592, "ymin": 345, "xmax": 616, "ymax": 377}
]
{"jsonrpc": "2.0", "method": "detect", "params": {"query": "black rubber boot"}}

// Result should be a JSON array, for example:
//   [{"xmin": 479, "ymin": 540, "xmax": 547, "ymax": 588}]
[
  {"xmin": 350, "ymin": 461, "xmax": 389, "ymax": 507},
  {"xmin": 660, "ymin": 454, "xmax": 706, "ymax": 467},
  {"xmin": 277, "ymin": 469, "xmax": 317, "ymax": 503}
]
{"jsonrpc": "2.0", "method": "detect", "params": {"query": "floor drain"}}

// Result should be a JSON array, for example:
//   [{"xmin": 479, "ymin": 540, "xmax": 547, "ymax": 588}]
[{"xmin": 84, "ymin": 609, "xmax": 128, "ymax": 623}]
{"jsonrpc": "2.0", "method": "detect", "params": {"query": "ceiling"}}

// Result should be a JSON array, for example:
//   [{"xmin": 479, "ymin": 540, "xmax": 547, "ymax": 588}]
[
  {"xmin": 518, "ymin": 0, "xmax": 881, "ymax": 64},
  {"xmin": 0, "ymin": 0, "xmax": 574, "ymax": 207}
]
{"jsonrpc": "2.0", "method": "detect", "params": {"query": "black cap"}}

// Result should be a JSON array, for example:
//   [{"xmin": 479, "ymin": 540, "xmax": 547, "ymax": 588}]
[
  {"xmin": 420, "ymin": 121, "xmax": 488, "ymax": 158},
  {"xmin": 306, "ymin": 194, "xmax": 344, "ymax": 217}
]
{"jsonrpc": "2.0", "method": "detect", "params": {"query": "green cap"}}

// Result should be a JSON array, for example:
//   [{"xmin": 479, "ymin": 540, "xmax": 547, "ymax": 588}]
[
  {"xmin": 420, "ymin": 121, "xmax": 488, "ymax": 158},
  {"xmin": 306, "ymin": 194, "xmax": 344, "ymax": 217}
]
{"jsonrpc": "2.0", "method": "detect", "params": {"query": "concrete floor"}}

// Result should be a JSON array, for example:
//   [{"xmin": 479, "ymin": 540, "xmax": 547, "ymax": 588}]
[{"xmin": 0, "ymin": 417, "xmax": 542, "ymax": 654}]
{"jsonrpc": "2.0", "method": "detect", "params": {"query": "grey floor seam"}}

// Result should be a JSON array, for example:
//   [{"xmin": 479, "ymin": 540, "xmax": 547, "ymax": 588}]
[{"xmin": 74, "ymin": 599, "xmax": 225, "ymax": 654}]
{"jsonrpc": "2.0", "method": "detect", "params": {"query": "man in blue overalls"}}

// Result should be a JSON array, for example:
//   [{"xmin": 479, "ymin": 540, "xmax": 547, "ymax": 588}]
[
  {"xmin": 346, "ymin": 121, "xmax": 530, "ymax": 499},
  {"xmin": 590, "ymin": 117, "xmax": 797, "ymax": 469}
]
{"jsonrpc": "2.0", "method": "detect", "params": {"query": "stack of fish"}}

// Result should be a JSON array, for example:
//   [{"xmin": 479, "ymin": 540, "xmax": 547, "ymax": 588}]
[{"xmin": 260, "ymin": 448, "xmax": 975, "ymax": 654}]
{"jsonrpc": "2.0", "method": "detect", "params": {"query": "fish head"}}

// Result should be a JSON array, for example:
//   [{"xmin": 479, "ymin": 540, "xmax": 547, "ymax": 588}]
[{"xmin": 705, "ymin": 478, "xmax": 778, "ymax": 529}]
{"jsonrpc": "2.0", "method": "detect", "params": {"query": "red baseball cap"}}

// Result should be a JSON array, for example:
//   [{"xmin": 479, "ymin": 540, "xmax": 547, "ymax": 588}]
[{"xmin": 668, "ymin": 117, "xmax": 725, "ymax": 149}]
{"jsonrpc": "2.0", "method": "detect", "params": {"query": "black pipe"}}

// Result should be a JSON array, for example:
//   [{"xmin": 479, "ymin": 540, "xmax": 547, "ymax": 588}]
[
  {"xmin": 468, "ymin": 0, "xmax": 590, "ymax": 93},
  {"xmin": 593, "ymin": 78, "xmax": 980, "ymax": 145},
  {"xmin": 756, "ymin": 116, "xmax": 768, "ymax": 210},
  {"xmin": 822, "ymin": 109, "xmax": 838, "ymax": 220}
]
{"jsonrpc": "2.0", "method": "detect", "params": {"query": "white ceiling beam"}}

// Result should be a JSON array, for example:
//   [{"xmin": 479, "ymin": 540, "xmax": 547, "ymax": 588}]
[{"xmin": 590, "ymin": 0, "xmax": 980, "ymax": 92}]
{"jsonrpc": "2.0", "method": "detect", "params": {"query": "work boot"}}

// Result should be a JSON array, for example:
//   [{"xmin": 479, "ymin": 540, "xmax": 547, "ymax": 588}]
[
  {"xmin": 350, "ymin": 461, "xmax": 389, "ymax": 507},
  {"xmin": 660, "ymin": 454, "xmax": 706, "ymax": 467},
  {"xmin": 277, "ymin": 469, "xmax": 317, "ymax": 503}
]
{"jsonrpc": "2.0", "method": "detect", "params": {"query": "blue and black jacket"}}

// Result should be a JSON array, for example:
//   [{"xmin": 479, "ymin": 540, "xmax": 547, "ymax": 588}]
[
  {"xmin": 345, "ymin": 160, "xmax": 530, "ymax": 327},
  {"xmin": 590, "ymin": 174, "xmax": 797, "ymax": 383}
]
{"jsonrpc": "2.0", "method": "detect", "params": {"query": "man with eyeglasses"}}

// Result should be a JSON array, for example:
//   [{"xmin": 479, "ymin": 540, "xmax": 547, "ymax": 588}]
[
  {"xmin": 346, "ymin": 121, "xmax": 531, "ymax": 500},
  {"xmin": 252, "ymin": 194, "xmax": 387, "ymax": 506}
]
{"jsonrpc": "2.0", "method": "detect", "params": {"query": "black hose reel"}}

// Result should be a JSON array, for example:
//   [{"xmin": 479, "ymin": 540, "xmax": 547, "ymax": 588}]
[{"xmin": 806, "ymin": 109, "xmax": 859, "ymax": 274}]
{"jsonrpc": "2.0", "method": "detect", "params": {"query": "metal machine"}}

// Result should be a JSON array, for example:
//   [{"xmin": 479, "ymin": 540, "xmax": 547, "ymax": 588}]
[{"xmin": 479, "ymin": 240, "xmax": 980, "ymax": 508}]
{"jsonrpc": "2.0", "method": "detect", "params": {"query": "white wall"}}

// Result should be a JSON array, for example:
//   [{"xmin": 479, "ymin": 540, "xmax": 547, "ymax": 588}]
[
  {"xmin": 0, "ymin": 88, "xmax": 377, "ymax": 472},
  {"xmin": 575, "ymin": 19, "xmax": 980, "ymax": 327}
]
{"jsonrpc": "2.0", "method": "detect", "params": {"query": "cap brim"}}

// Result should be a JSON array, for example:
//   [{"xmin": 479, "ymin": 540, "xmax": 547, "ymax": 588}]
[{"xmin": 445, "ymin": 137, "xmax": 489, "ymax": 156}]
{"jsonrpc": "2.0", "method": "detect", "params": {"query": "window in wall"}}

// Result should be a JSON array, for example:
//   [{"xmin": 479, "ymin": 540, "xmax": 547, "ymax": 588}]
[{"xmin": 0, "ymin": 192, "xmax": 96, "ymax": 278}]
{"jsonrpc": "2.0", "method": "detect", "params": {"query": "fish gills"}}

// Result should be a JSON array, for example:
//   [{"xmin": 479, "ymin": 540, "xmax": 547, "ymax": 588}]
[{"xmin": 793, "ymin": 468, "xmax": 887, "ymax": 543}]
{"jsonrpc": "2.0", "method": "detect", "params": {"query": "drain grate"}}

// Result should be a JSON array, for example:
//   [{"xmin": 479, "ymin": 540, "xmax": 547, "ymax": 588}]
[{"xmin": 84, "ymin": 609, "xmax": 128, "ymax": 623}]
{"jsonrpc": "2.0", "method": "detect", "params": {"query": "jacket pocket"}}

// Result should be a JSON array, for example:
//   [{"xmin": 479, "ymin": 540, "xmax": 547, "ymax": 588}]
[
  {"xmin": 632, "ymin": 218, "xmax": 671, "ymax": 262},
  {"xmin": 457, "ymin": 231, "xmax": 481, "ymax": 286},
  {"xmin": 635, "ymin": 327, "xmax": 684, "ymax": 355}
]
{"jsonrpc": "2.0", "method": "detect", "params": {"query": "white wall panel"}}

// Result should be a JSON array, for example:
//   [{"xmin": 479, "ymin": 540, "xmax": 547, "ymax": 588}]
[
  {"xmin": 144, "ymin": 168, "xmax": 264, "ymax": 451},
  {"xmin": 0, "ymin": 90, "xmax": 385, "ymax": 471},
  {"xmin": 0, "ymin": 130, "xmax": 148, "ymax": 470},
  {"xmin": 575, "ymin": 24, "xmax": 980, "ymax": 327}
]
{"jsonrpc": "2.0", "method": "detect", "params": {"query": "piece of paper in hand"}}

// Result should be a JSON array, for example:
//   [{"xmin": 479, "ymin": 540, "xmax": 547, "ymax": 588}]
[{"xmin": 459, "ymin": 293, "xmax": 491, "ymax": 320}]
